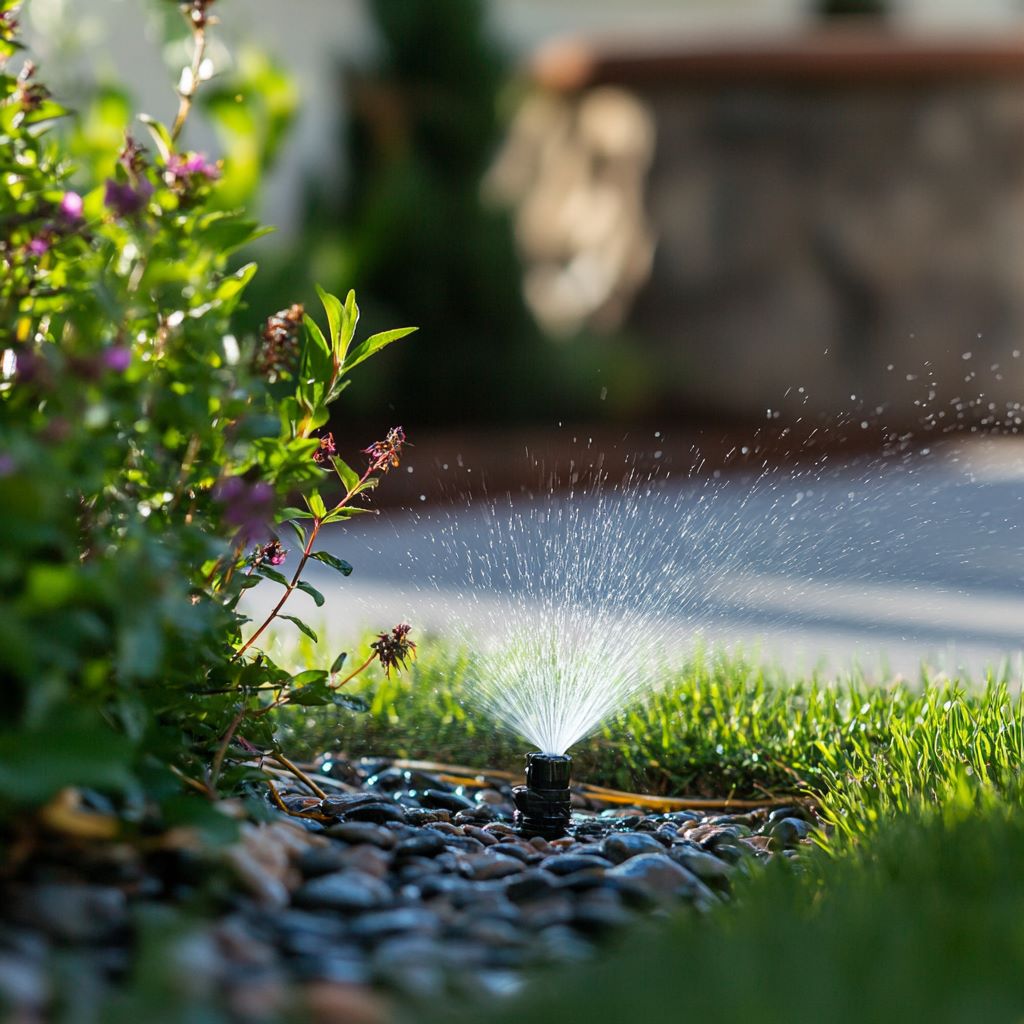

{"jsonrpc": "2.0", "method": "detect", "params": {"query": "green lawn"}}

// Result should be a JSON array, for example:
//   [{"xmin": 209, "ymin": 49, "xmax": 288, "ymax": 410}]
[
  {"xmin": 280, "ymin": 636, "xmax": 1024, "ymax": 1023},
  {"xmin": 282, "ymin": 637, "xmax": 1024, "ymax": 840}
]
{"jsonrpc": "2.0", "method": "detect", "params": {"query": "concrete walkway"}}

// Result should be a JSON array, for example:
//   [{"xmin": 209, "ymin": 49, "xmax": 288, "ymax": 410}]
[{"xmin": 244, "ymin": 437, "xmax": 1024, "ymax": 682}]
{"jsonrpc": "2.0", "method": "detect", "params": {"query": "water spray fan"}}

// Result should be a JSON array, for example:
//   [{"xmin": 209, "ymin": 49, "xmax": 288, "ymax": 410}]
[{"xmin": 512, "ymin": 752, "xmax": 572, "ymax": 839}]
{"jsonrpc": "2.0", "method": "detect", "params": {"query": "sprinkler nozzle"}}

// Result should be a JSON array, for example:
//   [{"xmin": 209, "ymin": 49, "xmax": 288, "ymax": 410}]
[{"xmin": 512, "ymin": 752, "xmax": 572, "ymax": 839}]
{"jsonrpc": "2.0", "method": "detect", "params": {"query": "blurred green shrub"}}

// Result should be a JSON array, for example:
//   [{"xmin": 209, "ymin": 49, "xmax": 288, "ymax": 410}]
[{"xmin": 252, "ymin": 0, "xmax": 563, "ymax": 425}]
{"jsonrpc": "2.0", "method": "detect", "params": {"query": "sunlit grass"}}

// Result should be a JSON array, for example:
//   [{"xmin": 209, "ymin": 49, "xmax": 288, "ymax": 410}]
[{"xmin": 276, "ymin": 632, "xmax": 1024, "ymax": 841}]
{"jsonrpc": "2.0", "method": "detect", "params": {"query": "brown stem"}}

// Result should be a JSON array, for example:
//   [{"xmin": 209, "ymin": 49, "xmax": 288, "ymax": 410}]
[
  {"xmin": 331, "ymin": 652, "xmax": 377, "ymax": 689},
  {"xmin": 233, "ymin": 462, "xmax": 376, "ymax": 659},
  {"xmin": 264, "ymin": 776, "xmax": 333, "ymax": 822},
  {"xmin": 270, "ymin": 753, "xmax": 329, "ymax": 800},
  {"xmin": 171, "ymin": 20, "xmax": 207, "ymax": 143},
  {"xmin": 208, "ymin": 706, "xmax": 246, "ymax": 794}
]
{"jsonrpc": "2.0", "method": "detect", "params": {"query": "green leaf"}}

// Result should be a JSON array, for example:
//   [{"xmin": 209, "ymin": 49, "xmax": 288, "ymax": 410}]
[
  {"xmin": 138, "ymin": 113, "xmax": 172, "ymax": 162},
  {"xmin": 333, "ymin": 693, "xmax": 370, "ymax": 713},
  {"xmin": 257, "ymin": 566, "xmax": 289, "ymax": 587},
  {"xmin": 310, "ymin": 551, "xmax": 353, "ymax": 576},
  {"xmin": 213, "ymin": 262, "xmax": 258, "ymax": 314},
  {"xmin": 161, "ymin": 794, "xmax": 240, "ymax": 846},
  {"xmin": 344, "ymin": 326, "xmax": 417, "ymax": 373},
  {"xmin": 339, "ymin": 289, "xmax": 359, "ymax": 362},
  {"xmin": 330, "ymin": 456, "xmax": 361, "ymax": 494},
  {"xmin": 306, "ymin": 492, "xmax": 327, "ymax": 518},
  {"xmin": 287, "ymin": 680, "xmax": 332, "ymax": 706},
  {"xmin": 283, "ymin": 520, "xmax": 306, "ymax": 546},
  {"xmin": 316, "ymin": 284, "xmax": 344, "ymax": 353},
  {"xmin": 291, "ymin": 669, "xmax": 328, "ymax": 686},
  {"xmin": 280, "ymin": 615, "xmax": 317, "ymax": 643},
  {"xmin": 303, "ymin": 313, "xmax": 330, "ymax": 356},
  {"xmin": 0, "ymin": 712, "xmax": 136, "ymax": 806},
  {"xmin": 278, "ymin": 506, "xmax": 314, "ymax": 521},
  {"xmin": 330, "ymin": 651, "xmax": 348, "ymax": 674},
  {"xmin": 297, "ymin": 580, "xmax": 325, "ymax": 607}
]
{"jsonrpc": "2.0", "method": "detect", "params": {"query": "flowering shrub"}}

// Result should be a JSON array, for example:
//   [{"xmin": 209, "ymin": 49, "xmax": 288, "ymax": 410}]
[{"xmin": 0, "ymin": 0, "xmax": 415, "ymax": 821}]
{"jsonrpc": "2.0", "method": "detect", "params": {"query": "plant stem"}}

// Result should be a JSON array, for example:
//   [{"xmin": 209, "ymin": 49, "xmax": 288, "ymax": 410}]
[
  {"xmin": 171, "ymin": 18, "xmax": 207, "ymax": 143},
  {"xmin": 332, "ymin": 652, "xmax": 377, "ymax": 689},
  {"xmin": 233, "ymin": 461, "xmax": 376, "ymax": 659},
  {"xmin": 208, "ymin": 706, "xmax": 246, "ymax": 794},
  {"xmin": 270, "ymin": 753, "xmax": 328, "ymax": 800}
]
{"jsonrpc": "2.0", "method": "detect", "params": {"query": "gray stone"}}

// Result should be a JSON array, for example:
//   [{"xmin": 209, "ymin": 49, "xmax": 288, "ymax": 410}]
[
  {"xmin": 460, "ymin": 853, "xmax": 525, "ymax": 881},
  {"xmin": 669, "ymin": 846, "xmax": 734, "ymax": 886},
  {"xmin": 421, "ymin": 789, "xmax": 474, "ymax": 812},
  {"xmin": 324, "ymin": 822, "xmax": 396, "ymax": 848},
  {"xmin": 601, "ymin": 832, "xmax": 666, "ymax": 863},
  {"xmin": 343, "ymin": 802, "xmax": 408, "ymax": 825},
  {"xmin": 607, "ymin": 853, "xmax": 717, "ymax": 905},
  {"xmin": 8, "ymin": 884, "xmax": 127, "ymax": 943},
  {"xmin": 769, "ymin": 817, "xmax": 813, "ymax": 847},
  {"xmin": 503, "ymin": 869, "xmax": 558, "ymax": 903},
  {"xmin": 539, "ymin": 854, "xmax": 611, "ymax": 876},
  {"xmin": 394, "ymin": 832, "xmax": 447, "ymax": 859},
  {"xmin": 350, "ymin": 908, "xmax": 440, "ymax": 942},
  {"xmin": 292, "ymin": 870, "xmax": 392, "ymax": 913}
]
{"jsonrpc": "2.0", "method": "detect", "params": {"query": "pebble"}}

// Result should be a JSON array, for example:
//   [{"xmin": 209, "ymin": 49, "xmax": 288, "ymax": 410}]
[
  {"xmin": 669, "ymin": 846, "xmax": 734, "ymax": 886},
  {"xmin": 768, "ymin": 816, "xmax": 814, "ymax": 847},
  {"xmin": 325, "ymin": 823, "xmax": 397, "ymax": 849},
  {"xmin": 540, "ymin": 854, "xmax": 611, "ymax": 876},
  {"xmin": 394, "ymin": 833, "xmax": 447, "ymax": 859},
  {"xmin": 293, "ymin": 871, "xmax": 392, "ymax": 913},
  {"xmin": 607, "ymin": 854, "xmax": 713, "ymax": 903},
  {"xmin": 8, "ymin": 885, "xmax": 127, "ymax": 943},
  {"xmin": 338, "ymin": 845, "xmax": 392, "ymax": 880},
  {"xmin": 421, "ymin": 789, "xmax": 474, "ymax": 813},
  {"xmin": 503, "ymin": 869, "xmax": 558, "ymax": 903},
  {"xmin": 601, "ymin": 832, "xmax": 666, "ymax": 863},
  {"xmin": 344, "ymin": 803, "xmax": 408, "ymax": 825},
  {"xmin": 350, "ymin": 909, "xmax": 440, "ymax": 942},
  {"xmin": 464, "ymin": 825, "xmax": 499, "ymax": 846},
  {"xmin": 7, "ymin": 754, "xmax": 790, "ymax": 1007},
  {"xmin": 459, "ymin": 853, "xmax": 525, "ymax": 881}
]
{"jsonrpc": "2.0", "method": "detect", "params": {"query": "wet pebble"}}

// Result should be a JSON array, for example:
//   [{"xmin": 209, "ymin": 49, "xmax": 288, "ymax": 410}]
[
  {"xmin": 607, "ymin": 854, "xmax": 714, "ymax": 904},
  {"xmin": 325, "ymin": 822, "xmax": 397, "ymax": 849},
  {"xmin": 344, "ymin": 803, "xmax": 408, "ymax": 825},
  {"xmin": 768, "ymin": 816, "xmax": 814, "ymax": 847},
  {"xmin": 601, "ymin": 832, "xmax": 666, "ymax": 863},
  {"xmin": 293, "ymin": 871, "xmax": 392, "ymax": 913},
  {"xmin": 394, "ymin": 833, "xmax": 447, "ymax": 859},
  {"xmin": 421, "ymin": 789, "xmax": 474, "ymax": 813},
  {"xmin": 540, "ymin": 854, "xmax": 611, "ymax": 876},
  {"xmin": 459, "ymin": 853, "xmax": 525, "ymax": 881}
]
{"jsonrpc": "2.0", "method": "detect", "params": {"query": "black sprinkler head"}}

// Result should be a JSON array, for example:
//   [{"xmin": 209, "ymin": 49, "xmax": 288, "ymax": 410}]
[{"xmin": 512, "ymin": 752, "xmax": 572, "ymax": 839}]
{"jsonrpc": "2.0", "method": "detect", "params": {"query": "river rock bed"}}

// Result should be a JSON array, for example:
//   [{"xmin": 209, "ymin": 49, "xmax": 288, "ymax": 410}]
[{"xmin": 0, "ymin": 757, "xmax": 816, "ymax": 1020}]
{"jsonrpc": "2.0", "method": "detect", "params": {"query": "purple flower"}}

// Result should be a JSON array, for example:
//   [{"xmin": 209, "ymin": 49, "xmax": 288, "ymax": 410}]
[
  {"xmin": 101, "ymin": 346, "xmax": 131, "ymax": 373},
  {"xmin": 104, "ymin": 177, "xmax": 153, "ymax": 219},
  {"xmin": 27, "ymin": 235, "xmax": 50, "ymax": 256},
  {"xmin": 215, "ymin": 477, "xmax": 276, "ymax": 544},
  {"xmin": 59, "ymin": 191, "xmax": 84, "ymax": 221},
  {"xmin": 250, "ymin": 539, "xmax": 287, "ymax": 568},
  {"xmin": 166, "ymin": 151, "xmax": 220, "ymax": 187}
]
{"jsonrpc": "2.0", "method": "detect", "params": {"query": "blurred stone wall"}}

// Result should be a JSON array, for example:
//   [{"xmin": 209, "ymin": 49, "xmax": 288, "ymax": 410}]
[
  {"xmin": 530, "ymin": 36, "xmax": 1024, "ymax": 427},
  {"xmin": 636, "ymin": 77, "xmax": 1024, "ymax": 423}
]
